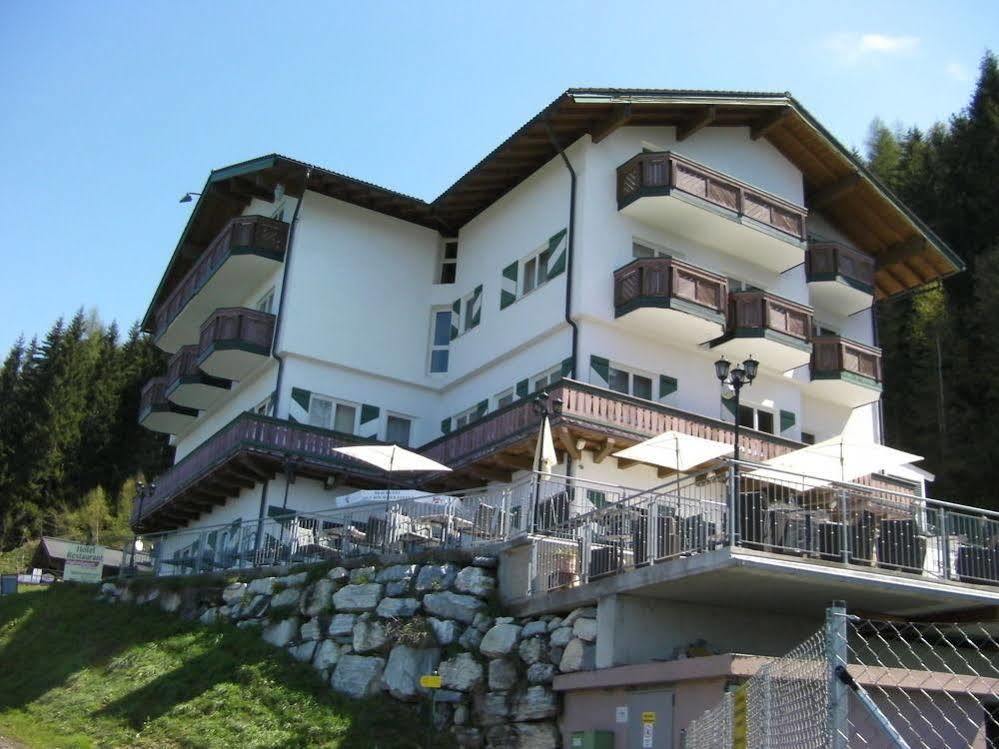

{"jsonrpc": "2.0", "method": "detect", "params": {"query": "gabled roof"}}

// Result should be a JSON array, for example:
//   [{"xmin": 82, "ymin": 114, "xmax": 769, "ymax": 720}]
[
  {"xmin": 143, "ymin": 88, "xmax": 963, "ymax": 330},
  {"xmin": 38, "ymin": 536, "xmax": 125, "ymax": 567}
]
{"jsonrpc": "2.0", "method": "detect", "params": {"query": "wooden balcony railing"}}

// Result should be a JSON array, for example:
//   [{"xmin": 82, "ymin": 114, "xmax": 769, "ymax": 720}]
[
  {"xmin": 165, "ymin": 345, "xmax": 203, "ymax": 389},
  {"xmin": 812, "ymin": 336, "xmax": 882, "ymax": 383},
  {"xmin": 614, "ymin": 257, "xmax": 728, "ymax": 317},
  {"xmin": 132, "ymin": 412, "xmax": 373, "ymax": 526},
  {"xmin": 197, "ymin": 307, "xmax": 275, "ymax": 357},
  {"xmin": 422, "ymin": 379, "xmax": 802, "ymax": 470},
  {"xmin": 616, "ymin": 151, "xmax": 807, "ymax": 241},
  {"xmin": 727, "ymin": 290, "xmax": 813, "ymax": 343},
  {"xmin": 806, "ymin": 242, "xmax": 876, "ymax": 291},
  {"xmin": 153, "ymin": 215, "xmax": 289, "ymax": 339},
  {"xmin": 139, "ymin": 376, "xmax": 170, "ymax": 419}
]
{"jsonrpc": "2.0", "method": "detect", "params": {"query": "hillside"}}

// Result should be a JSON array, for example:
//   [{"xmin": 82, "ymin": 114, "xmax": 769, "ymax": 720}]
[{"xmin": 0, "ymin": 585, "xmax": 447, "ymax": 748}]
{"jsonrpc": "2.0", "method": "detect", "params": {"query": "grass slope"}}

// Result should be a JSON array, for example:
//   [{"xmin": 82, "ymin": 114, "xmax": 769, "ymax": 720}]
[{"xmin": 0, "ymin": 586, "xmax": 446, "ymax": 749}]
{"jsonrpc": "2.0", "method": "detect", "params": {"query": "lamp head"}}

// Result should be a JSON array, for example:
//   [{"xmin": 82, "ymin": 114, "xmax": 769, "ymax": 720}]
[
  {"xmin": 714, "ymin": 357, "xmax": 731, "ymax": 382},
  {"xmin": 179, "ymin": 192, "xmax": 201, "ymax": 204},
  {"xmin": 730, "ymin": 367, "xmax": 746, "ymax": 385},
  {"xmin": 743, "ymin": 356, "xmax": 759, "ymax": 382}
]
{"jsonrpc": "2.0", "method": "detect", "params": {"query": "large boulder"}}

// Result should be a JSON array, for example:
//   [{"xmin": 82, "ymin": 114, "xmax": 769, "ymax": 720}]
[
  {"xmin": 549, "ymin": 626, "xmax": 573, "ymax": 647},
  {"xmin": 480, "ymin": 623, "xmax": 522, "ymax": 657},
  {"xmin": 559, "ymin": 638, "xmax": 595, "ymax": 673},
  {"xmin": 302, "ymin": 578, "xmax": 335, "ymax": 617},
  {"xmin": 512, "ymin": 686, "xmax": 558, "ymax": 721},
  {"xmin": 473, "ymin": 691, "xmax": 510, "ymax": 726},
  {"xmin": 459, "ymin": 626, "xmax": 483, "ymax": 651},
  {"xmin": 451, "ymin": 726, "xmax": 483, "ymax": 748},
  {"xmin": 454, "ymin": 566, "xmax": 495, "ymax": 597},
  {"xmin": 376, "ymin": 563, "xmax": 419, "ymax": 583},
  {"xmin": 331, "ymin": 655, "xmax": 386, "ymax": 698},
  {"xmin": 415, "ymin": 563, "xmax": 457, "ymax": 592},
  {"xmin": 353, "ymin": 619, "xmax": 389, "ymax": 653},
  {"xmin": 300, "ymin": 617, "xmax": 324, "ymax": 641},
  {"xmin": 248, "ymin": 576, "xmax": 277, "ymax": 596},
  {"xmin": 159, "ymin": 591, "xmax": 182, "ymax": 613},
  {"xmin": 333, "ymin": 583, "xmax": 383, "ymax": 612},
  {"xmin": 521, "ymin": 620, "xmax": 548, "ymax": 638},
  {"xmin": 422, "ymin": 591, "xmax": 484, "ymax": 624},
  {"xmin": 561, "ymin": 607, "xmax": 596, "ymax": 627},
  {"xmin": 288, "ymin": 641, "xmax": 317, "ymax": 663},
  {"xmin": 439, "ymin": 652, "xmax": 484, "ymax": 692},
  {"xmin": 328, "ymin": 613, "xmax": 357, "ymax": 639},
  {"xmin": 428, "ymin": 617, "xmax": 461, "ymax": 646},
  {"xmin": 221, "ymin": 582, "xmax": 247, "ymax": 605},
  {"xmin": 572, "ymin": 617, "xmax": 597, "ymax": 643},
  {"xmin": 237, "ymin": 594, "xmax": 269, "ymax": 620},
  {"xmin": 313, "ymin": 640, "xmax": 340, "ymax": 670},
  {"xmin": 518, "ymin": 636, "xmax": 548, "ymax": 665},
  {"xmin": 349, "ymin": 566, "xmax": 378, "ymax": 584},
  {"xmin": 262, "ymin": 617, "xmax": 300, "ymax": 648},
  {"xmin": 277, "ymin": 571, "xmax": 308, "ymax": 587},
  {"xmin": 380, "ymin": 645, "xmax": 441, "ymax": 700},
  {"xmin": 271, "ymin": 586, "xmax": 303, "ymax": 610},
  {"xmin": 527, "ymin": 662, "xmax": 556, "ymax": 685},
  {"xmin": 327, "ymin": 566, "xmax": 349, "ymax": 583},
  {"xmin": 488, "ymin": 658, "xmax": 518, "ymax": 690},
  {"xmin": 376, "ymin": 597, "xmax": 421, "ymax": 618}
]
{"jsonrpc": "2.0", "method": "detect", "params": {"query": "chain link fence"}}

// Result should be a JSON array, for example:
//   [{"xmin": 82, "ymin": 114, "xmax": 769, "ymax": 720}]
[{"xmin": 685, "ymin": 604, "xmax": 999, "ymax": 749}]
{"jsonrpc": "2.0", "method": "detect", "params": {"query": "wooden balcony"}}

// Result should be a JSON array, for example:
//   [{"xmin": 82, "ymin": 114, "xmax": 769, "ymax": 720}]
[
  {"xmin": 613, "ymin": 257, "xmax": 727, "ymax": 344},
  {"xmin": 196, "ymin": 307, "xmax": 275, "ymax": 381},
  {"xmin": 132, "ymin": 413, "xmax": 384, "ymax": 532},
  {"xmin": 164, "ymin": 345, "xmax": 231, "ymax": 410},
  {"xmin": 809, "ymin": 335, "xmax": 883, "ymax": 407},
  {"xmin": 153, "ymin": 215, "xmax": 288, "ymax": 353},
  {"xmin": 806, "ymin": 242, "xmax": 875, "ymax": 315},
  {"xmin": 422, "ymin": 379, "xmax": 803, "ymax": 487},
  {"xmin": 139, "ymin": 376, "xmax": 198, "ymax": 435},
  {"xmin": 616, "ymin": 151, "xmax": 807, "ymax": 273},
  {"xmin": 710, "ymin": 290, "xmax": 813, "ymax": 373}
]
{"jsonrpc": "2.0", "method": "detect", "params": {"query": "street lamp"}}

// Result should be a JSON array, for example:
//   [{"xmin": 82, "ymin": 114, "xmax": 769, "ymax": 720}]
[
  {"xmin": 128, "ymin": 481, "xmax": 155, "ymax": 575},
  {"xmin": 179, "ymin": 192, "xmax": 202, "ymax": 203},
  {"xmin": 715, "ymin": 355, "xmax": 758, "ymax": 547}
]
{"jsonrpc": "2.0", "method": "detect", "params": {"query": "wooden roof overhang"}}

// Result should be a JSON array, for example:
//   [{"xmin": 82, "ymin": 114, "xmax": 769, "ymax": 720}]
[{"xmin": 143, "ymin": 89, "xmax": 963, "ymax": 332}]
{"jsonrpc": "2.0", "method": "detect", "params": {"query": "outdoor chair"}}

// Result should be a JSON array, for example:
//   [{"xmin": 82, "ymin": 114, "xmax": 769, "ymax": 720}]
[
  {"xmin": 632, "ymin": 505, "xmax": 680, "ymax": 565},
  {"xmin": 876, "ymin": 518, "xmax": 927, "ymax": 573},
  {"xmin": 681, "ymin": 514, "xmax": 716, "ymax": 553}
]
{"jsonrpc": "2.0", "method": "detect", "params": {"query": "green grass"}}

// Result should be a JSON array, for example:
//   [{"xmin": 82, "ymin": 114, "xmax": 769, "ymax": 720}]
[
  {"xmin": 0, "ymin": 542, "xmax": 34, "ymax": 575},
  {"xmin": 0, "ymin": 586, "xmax": 450, "ymax": 749}
]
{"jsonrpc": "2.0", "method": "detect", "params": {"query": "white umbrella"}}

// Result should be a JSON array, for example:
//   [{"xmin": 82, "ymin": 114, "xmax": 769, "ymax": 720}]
[
  {"xmin": 533, "ymin": 415, "xmax": 558, "ymax": 478},
  {"xmin": 333, "ymin": 444, "xmax": 452, "ymax": 502},
  {"xmin": 613, "ymin": 431, "xmax": 734, "ymax": 472}
]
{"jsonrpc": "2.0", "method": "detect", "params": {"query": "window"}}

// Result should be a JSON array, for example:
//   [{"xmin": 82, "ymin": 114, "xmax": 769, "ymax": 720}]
[
  {"xmin": 532, "ymin": 366, "xmax": 562, "ymax": 392},
  {"xmin": 737, "ymin": 403, "xmax": 776, "ymax": 434},
  {"xmin": 494, "ymin": 388, "xmax": 515, "ymax": 410},
  {"xmin": 254, "ymin": 396, "xmax": 273, "ymax": 416},
  {"xmin": 520, "ymin": 244, "xmax": 554, "ymax": 296},
  {"xmin": 454, "ymin": 405, "xmax": 480, "ymax": 429},
  {"xmin": 428, "ymin": 308, "xmax": 451, "ymax": 373},
  {"xmin": 463, "ymin": 293, "xmax": 476, "ymax": 333},
  {"xmin": 728, "ymin": 277, "xmax": 762, "ymax": 293},
  {"xmin": 308, "ymin": 395, "xmax": 357, "ymax": 434},
  {"xmin": 437, "ymin": 240, "xmax": 458, "ymax": 285},
  {"xmin": 385, "ymin": 415, "xmax": 412, "ymax": 447},
  {"xmin": 814, "ymin": 322, "xmax": 839, "ymax": 337},
  {"xmin": 256, "ymin": 288, "xmax": 275, "ymax": 314},
  {"xmin": 801, "ymin": 431, "xmax": 816, "ymax": 445},
  {"xmin": 632, "ymin": 241, "xmax": 671, "ymax": 259},
  {"xmin": 586, "ymin": 490, "xmax": 607, "ymax": 510},
  {"xmin": 608, "ymin": 364, "xmax": 653, "ymax": 400}
]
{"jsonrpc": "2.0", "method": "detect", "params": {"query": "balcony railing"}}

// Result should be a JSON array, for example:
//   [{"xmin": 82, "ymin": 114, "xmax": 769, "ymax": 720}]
[
  {"xmin": 152, "ymin": 215, "xmax": 288, "ymax": 340},
  {"xmin": 616, "ymin": 151, "xmax": 807, "ymax": 241},
  {"xmin": 614, "ymin": 257, "xmax": 727, "ymax": 319},
  {"xmin": 139, "ymin": 376, "xmax": 171, "ymax": 420},
  {"xmin": 727, "ymin": 290, "xmax": 812, "ymax": 343},
  {"xmin": 806, "ymin": 242, "xmax": 876, "ymax": 291},
  {"xmin": 811, "ymin": 336, "xmax": 882, "ymax": 384},
  {"xmin": 422, "ymin": 379, "xmax": 803, "ymax": 471},
  {"xmin": 132, "ymin": 412, "xmax": 376, "ymax": 528},
  {"xmin": 197, "ymin": 307, "xmax": 275, "ymax": 360}
]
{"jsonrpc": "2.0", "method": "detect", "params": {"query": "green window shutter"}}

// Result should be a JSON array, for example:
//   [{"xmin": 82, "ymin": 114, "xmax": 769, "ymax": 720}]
[
  {"xmin": 501, "ymin": 261, "xmax": 518, "ymax": 309},
  {"xmin": 659, "ymin": 375, "xmax": 678, "ymax": 401},
  {"xmin": 516, "ymin": 379, "xmax": 529, "ymax": 399},
  {"xmin": 561, "ymin": 356, "xmax": 574, "ymax": 378},
  {"xmin": 547, "ymin": 228, "xmax": 568, "ymax": 280},
  {"xmin": 360, "ymin": 404, "xmax": 380, "ymax": 425},
  {"xmin": 780, "ymin": 410, "xmax": 796, "ymax": 434},
  {"xmin": 475, "ymin": 399, "xmax": 489, "ymax": 419},
  {"xmin": 289, "ymin": 387, "xmax": 311, "ymax": 423},
  {"xmin": 470, "ymin": 285, "xmax": 483, "ymax": 328},
  {"xmin": 450, "ymin": 298, "xmax": 461, "ymax": 340},
  {"xmin": 441, "ymin": 418, "xmax": 452, "ymax": 435},
  {"xmin": 721, "ymin": 395, "xmax": 737, "ymax": 420},
  {"xmin": 590, "ymin": 355, "xmax": 610, "ymax": 388}
]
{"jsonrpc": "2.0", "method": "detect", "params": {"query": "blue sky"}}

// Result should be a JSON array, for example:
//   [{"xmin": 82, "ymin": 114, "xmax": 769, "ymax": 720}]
[{"xmin": 0, "ymin": 0, "xmax": 995, "ymax": 349}]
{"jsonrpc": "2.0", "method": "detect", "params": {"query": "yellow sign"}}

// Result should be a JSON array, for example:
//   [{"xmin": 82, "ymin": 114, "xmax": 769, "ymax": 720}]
[
  {"xmin": 419, "ymin": 674, "xmax": 442, "ymax": 689},
  {"xmin": 641, "ymin": 711, "xmax": 656, "ymax": 723}
]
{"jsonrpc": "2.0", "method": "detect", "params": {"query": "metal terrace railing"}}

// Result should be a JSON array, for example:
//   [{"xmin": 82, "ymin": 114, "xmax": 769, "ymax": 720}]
[{"xmin": 125, "ymin": 460, "xmax": 999, "ymax": 595}]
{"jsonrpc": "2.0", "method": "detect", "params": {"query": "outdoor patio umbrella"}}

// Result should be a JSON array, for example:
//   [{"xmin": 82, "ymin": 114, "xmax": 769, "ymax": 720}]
[
  {"xmin": 612, "ymin": 430, "xmax": 734, "ymax": 497},
  {"xmin": 332, "ymin": 445, "xmax": 452, "ymax": 501},
  {"xmin": 533, "ymin": 415, "xmax": 558, "ymax": 478}
]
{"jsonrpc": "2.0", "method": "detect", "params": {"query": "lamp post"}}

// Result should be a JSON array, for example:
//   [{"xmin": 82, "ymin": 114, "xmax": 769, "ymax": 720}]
[
  {"xmin": 129, "ymin": 481, "xmax": 155, "ymax": 575},
  {"xmin": 715, "ymin": 355, "xmax": 758, "ymax": 547}
]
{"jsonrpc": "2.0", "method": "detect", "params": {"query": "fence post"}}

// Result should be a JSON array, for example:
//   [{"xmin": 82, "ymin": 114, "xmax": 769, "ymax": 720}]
[
  {"xmin": 940, "ymin": 509, "xmax": 951, "ymax": 580},
  {"xmin": 728, "ymin": 468, "xmax": 739, "ymax": 548},
  {"xmin": 826, "ymin": 600, "xmax": 849, "ymax": 749},
  {"xmin": 840, "ymin": 488, "xmax": 850, "ymax": 565}
]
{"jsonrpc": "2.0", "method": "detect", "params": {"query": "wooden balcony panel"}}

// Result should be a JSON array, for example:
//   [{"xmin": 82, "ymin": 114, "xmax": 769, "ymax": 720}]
[
  {"xmin": 196, "ymin": 307, "xmax": 275, "ymax": 381},
  {"xmin": 164, "ymin": 345, "xmax": 231, "ymax": 410},
  {"xmin": 806, "ymin": 242, "xmax": 876, "ymax": 315},
  {"xmin": 812, "ymin": 336, "xmax": 882, "ymax": 382},
  {"xmin": 152, "ymin": 215, "xmax": 289, "ymax": 347},
  {"xmin": 710, "ymin": 290, "xmax": 814, "ymax": 373},
  {"xmin": 139, "ymin": 376, "xmax": 198, "ymax": 435},
  {"xmin": 616, "ymin": 151, "xmax": 808, "ymax": 242}
]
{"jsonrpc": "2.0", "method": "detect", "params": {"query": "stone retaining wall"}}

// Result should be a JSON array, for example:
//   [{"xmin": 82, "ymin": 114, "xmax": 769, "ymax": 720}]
[{"xmin": 99, "ymin": 556, "xmax": 597, "ymax": 749}]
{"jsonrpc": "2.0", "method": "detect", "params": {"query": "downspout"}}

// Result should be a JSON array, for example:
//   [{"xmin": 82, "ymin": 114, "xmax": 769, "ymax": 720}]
[
  {"xmin": 545, "ymin": 122, "xmax": 580, "ymax": 483},
  {"xmin": 256, "ymin": 167, "xmax": 311, "ymax": 542}
]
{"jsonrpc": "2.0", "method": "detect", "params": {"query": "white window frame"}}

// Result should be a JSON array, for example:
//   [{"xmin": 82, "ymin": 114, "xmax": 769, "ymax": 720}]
[
  {"xmin": 256, "ymin": 287, "xmax": 276, "ymax": 314},
  {"xmin": 436, "ymin": 239, "xmax": 458, "ymax": 285},
  {"xmin": 814, "ymin": 321, "xmax": 840, "ymax": 337},
  {"xmin": 461, "ymin": 289, "xmax": 477, "ymax": 334},
  {"xmin": 632, "ymin": 237, "xmax": 681, "ymax": 260},
  {"xmin": 453, "ymin": 404, "xmax": 481, "ymax": 430},
  {"xmin": 737, "ymin": 401, "xmax": 777, "ymax": 435},
  {"xmin": 384, "ymin": 413, "xmax": 414, "ymax": 447},
  {"xmin": 427, "ymin": 306, "xmax": 452, "ymax": 374},
  {"xmin": 531, "ymin": 365, "xmax": 562, "ymax": 393},
  {"xmin": 606, "ymin": 361, "xmax": 656, "ymax": 401},
  {"xmin": 308, "ymin": 394, "xmax": 361, "ymax": 434},
  {"xmin": 493, "ymin": 387, "xmax": 515, "ymax": 410},
  {"xmin": 519, "ymin": 242, "xmax": 555, "ymax": 298},
  {"xmin": 254, "ymin": 396, "xmax": 273, "ymax": 416}
]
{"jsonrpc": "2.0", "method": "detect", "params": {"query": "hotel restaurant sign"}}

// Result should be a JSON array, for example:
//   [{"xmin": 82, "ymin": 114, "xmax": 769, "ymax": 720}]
[{"xmin": 64, "ymin": 543, "xmax": 104, "ymax": 583}]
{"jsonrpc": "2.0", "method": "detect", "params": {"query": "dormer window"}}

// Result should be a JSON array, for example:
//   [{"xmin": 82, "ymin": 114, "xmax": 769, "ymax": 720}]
[{"xmin": 437, "ymin": 239, "xmax": 458, "ymax": 284}]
